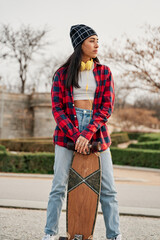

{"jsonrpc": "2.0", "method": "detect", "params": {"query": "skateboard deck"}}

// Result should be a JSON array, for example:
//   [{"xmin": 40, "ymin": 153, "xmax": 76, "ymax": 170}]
[{"xmin": 66, "ymin": 142, "xmax": 101, "ymax": 240}]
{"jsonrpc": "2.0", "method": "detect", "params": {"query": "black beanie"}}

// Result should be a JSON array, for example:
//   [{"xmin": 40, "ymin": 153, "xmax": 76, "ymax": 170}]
[{"xmin": 70, "ymin": 24, "xmax": 98, "ymax": 49}]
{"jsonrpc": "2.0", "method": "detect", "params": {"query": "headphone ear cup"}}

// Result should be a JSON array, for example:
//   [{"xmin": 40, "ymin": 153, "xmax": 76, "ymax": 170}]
[
  {"xmin": 85, "ymin": 60, "xmax": 92, "ymax": 70},
  {"xmin": 81, "ymin": 61, "xmax": 86, "ymax": 71},
  {"xmin": 85, "ymin": 61, "xmax": 89, "ymax": 70}
]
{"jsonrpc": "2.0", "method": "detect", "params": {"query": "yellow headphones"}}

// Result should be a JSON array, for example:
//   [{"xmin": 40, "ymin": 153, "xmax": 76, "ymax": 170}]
[{"xmin": 80, "ymin": 58, "xmax": 93, "ymax": 71}]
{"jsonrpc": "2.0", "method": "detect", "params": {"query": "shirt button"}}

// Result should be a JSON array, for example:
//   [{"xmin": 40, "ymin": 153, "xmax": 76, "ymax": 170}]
[
  {"xmin": 84, "ymin": 110, "xmax": 86, "ymax": 113},
  {"xmin": 76, "ymin": 126, "xmax": 78, "ymax": 128},
  {"xmin": 73, "ymin": 103, "xmax": 74, "ymax": 106},
  {"xmin": 74, "ymin": 115, "xmax": 76, "ymax": 118}
]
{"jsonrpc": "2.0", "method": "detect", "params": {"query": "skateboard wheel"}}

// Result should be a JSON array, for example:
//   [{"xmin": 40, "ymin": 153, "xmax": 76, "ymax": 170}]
[
  {"xmin": 67, "ymin": 141, "xmax": 75, "ymax": 150},
  {"xmin": 91, "ymin": 141, "xmax": 101, "ymax": 152}
]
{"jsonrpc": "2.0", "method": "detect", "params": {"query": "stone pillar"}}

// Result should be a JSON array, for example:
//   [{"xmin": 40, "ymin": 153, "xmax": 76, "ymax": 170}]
[
  {"xmin": 0, "ymin": 87, "xmax": 33, "ymax": 139},
  {"xmin": 30, "ymin": 93, "xmax": 56, "ymax": 137}
]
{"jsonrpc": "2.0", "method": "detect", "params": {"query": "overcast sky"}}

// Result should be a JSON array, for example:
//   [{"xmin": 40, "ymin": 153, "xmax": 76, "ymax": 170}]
[
  {"xmin": 0, "ymin": 0, "xmax": 159, "ymax": 98},
  {"xmin": 0, "ymin": 0, "xmax": 159, "ymax": 52}
]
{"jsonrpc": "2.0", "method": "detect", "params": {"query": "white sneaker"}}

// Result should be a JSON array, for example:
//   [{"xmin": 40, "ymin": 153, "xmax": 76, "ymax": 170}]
[
  {"xmin": 42, "ymin": 234, "xmax": 55, "ymax": 240},
  {"xmin": 107, "ymin": 234, "xmax": 122, "ymax": 240},
  {"xmin": 115, "ymin": 235, "xmax": 122, "ymax": 240}
]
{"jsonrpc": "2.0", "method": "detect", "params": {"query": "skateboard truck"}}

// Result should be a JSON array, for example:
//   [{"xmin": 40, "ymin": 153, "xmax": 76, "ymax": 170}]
[
  {"xmin": 73, "ymin": 234, "xmax": 91, "ymax": 240},
  {"xmin": 73, "ymin": 235, "xmax": 83, "ymax": 240},
  {"xmin": 73, "ymin": 235, "xmax": 92, "ymax": 240}
]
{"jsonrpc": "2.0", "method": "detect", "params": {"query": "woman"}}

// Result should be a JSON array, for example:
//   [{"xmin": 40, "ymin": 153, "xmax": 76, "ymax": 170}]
[{"xmin": 42, "ymin": 24, "xmax": 122, "ymax": 240}]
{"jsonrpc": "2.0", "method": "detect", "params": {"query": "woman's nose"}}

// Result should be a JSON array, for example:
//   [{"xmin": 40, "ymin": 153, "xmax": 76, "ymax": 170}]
[{"xmin": 95, "ymin": 42, "xmax": 99, "ymax": 48}]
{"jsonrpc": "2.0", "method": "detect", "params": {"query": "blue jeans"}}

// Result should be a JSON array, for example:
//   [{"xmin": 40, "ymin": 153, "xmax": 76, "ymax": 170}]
[{"xmin": 45, "ymin": 107, "xmax": 120, "ymax": 239}]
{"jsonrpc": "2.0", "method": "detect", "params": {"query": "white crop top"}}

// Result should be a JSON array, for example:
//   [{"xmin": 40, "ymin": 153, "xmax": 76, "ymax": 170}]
[{"xmin": 73, "ymin": 63, "xmax": 96, "ymax": 100}]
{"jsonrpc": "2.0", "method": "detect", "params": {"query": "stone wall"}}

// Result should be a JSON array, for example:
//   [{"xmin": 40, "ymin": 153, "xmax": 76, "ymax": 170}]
[
  {"xmin": 0, "ymin": 86, "xmax": 56, "ymax": 139},
  {"xmin": 30, "ymin": 93, "xmax": 55, "ymax": 137},
  {"xmin": 0, "ymin": 86, "xmax": 119, "ymax": 140}
]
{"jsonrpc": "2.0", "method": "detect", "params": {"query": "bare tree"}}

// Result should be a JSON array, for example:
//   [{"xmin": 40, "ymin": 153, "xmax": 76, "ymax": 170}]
[
  {"xmin": 101, "ymin": 24, "xmax": 160, "ymax": 93},
  {"xmin": 28, "ymin": 54, "xmax": 67, "ymax": 93},
  {"xmin": 0, "ymin": 24, "xmax": 48, "ymax": 93},
  {"xmin": 134, "ymin": 94, "xmax": 160, "ymax": 120},
  {"xmin": 0, "ymin": 46, "xmax": 7, "ymax": 59}
]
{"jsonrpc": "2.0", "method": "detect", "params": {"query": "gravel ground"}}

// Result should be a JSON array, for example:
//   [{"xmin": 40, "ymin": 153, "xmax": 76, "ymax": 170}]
[{"xmin": 0, "ymin": 208, "xmax": 160, "ymax": 240}]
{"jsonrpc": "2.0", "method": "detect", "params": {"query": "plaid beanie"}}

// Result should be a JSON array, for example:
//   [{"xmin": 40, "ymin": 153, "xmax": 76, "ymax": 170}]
[{"xmin": 70, "ymin": 24, "xmax": 98, "ymax": 49}]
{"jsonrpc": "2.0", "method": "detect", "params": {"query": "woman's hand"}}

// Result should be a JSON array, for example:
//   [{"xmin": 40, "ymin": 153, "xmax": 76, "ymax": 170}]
[{"xmin": 75, "ymin": 136, "xmax": 90, "ymax": 154}]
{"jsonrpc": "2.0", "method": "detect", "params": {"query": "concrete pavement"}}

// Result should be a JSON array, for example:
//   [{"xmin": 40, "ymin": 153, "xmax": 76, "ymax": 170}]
[
  {"xmin": 0, "ymin": 165, "xmax": 160, "ymax": 218},
  {"xmin": 1, "ymin": 208, "xmax": 160, "ymax": 240}
]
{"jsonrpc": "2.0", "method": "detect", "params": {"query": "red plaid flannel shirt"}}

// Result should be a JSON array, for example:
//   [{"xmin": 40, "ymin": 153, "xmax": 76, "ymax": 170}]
[{"xmin": 51, "ymin": 60, "xmax": 115, "ymax": 152}]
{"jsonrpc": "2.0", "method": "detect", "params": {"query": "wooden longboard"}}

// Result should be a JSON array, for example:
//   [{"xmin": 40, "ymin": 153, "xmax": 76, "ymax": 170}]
[{"xmin": 66, "ymin": 151, "xmax": 101, "ymax": 240}]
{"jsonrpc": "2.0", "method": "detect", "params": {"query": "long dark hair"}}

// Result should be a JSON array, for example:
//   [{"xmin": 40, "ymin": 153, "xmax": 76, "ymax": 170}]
[{"xmin": 52, "ymin": 43, "xmax": 100, "ymax": 89}]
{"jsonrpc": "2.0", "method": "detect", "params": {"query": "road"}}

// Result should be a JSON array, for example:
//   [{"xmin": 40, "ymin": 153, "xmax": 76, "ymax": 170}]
[{"xmin": 0, "ymin": 165, "xmax": 160, "ymax": 217}]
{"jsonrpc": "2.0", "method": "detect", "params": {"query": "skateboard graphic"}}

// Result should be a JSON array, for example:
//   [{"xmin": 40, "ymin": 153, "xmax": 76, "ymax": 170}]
[{"xmin": 59, "ymin": 141, "xmax": 101, "ymax": 240}]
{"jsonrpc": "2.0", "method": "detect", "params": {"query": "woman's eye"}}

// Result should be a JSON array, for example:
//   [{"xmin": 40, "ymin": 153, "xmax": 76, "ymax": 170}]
[{"xmin": 90, "ymin": 41, "xmax": 98, "ymax": 43}]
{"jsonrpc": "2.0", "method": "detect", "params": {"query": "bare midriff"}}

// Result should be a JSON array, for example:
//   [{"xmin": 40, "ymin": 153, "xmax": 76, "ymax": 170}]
[{"xmin": 74, "ymin": 100, "xmax": 93, "ymax": 110}]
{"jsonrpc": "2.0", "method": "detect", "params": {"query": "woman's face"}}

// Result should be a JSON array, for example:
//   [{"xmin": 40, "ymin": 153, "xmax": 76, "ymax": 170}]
[{"xmin": 81, "ymin": 35, "xmax": 99, "ymax": 60}]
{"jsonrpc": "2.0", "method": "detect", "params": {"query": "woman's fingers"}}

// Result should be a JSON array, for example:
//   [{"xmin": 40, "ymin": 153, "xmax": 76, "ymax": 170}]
[
  {"xmin": 83, "ymin": 142, "xmax": 90, "ymax": 154},
  {"xmin": 75, "ymin": 136, "xmax": 89, "ymax": 154},
  {"xmin": 78, "ymin": 140, "xmax": 87, "ymax": 154}
]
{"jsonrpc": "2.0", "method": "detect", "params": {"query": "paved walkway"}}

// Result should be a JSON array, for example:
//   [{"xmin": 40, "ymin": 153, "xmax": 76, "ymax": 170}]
[
  {"xmin": 0, "ymin": 165, "xmax": 160, "ymax": 218},
  {"xmin": 1, "ymin": 208, "xmax": 160, "ymax": 240}
]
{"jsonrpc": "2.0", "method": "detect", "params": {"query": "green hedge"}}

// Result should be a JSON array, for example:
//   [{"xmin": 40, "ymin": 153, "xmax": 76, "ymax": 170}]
[
  {"xmin": 112, "ymin": 131, "xmax": 144, "ymax": 140},
  {"xmin": 128, "ymin": 141, "xmax": 160, "ymax": 150},
  {"xmin": 0, "ymin": 139, "xmax": 54, "ymax": 152},
  {"xmin": 127, "ymin": 132, "xmax": 145, "ymax": 140},
  {"xmin": 111, "ymin": 132, "xmax": 129, "ymax": 144},
  {"xmin": 110, "ymin": 147, "xmax": 160, "ymax": 169},
  {"xmin": 110, "ymin": 139, "xmax": 118, "ymax": 147},
  {"xmin": 0, "ymin": 147, "xmax": 160, "ymax": 173},
  {"xmin": 0, "ymin": 144, "xmax": 6, "ymax": 152},
  {"xmin": 0, "ymin": 152, "xmax": 55, "ymax": 174},
  {"xmin": 0, "ymin": 132, "xmax": 129, "ymax": 152},
  {"xmin": 138, "ymin": 133, "xmax": 160, "ymax": 142}
]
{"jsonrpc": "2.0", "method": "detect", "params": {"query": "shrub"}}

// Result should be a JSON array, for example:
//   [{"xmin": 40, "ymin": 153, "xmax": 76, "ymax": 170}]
[
  {"xmin": 110, "ymin": 139, "xmax": 118, "ymax": 147},
  {"xmin": 0, "ymin": 139, "xmax": 54, "ymax": 152},
  {"xmin": 0, "ymin": 133, "xmax": 130, "ymax": 153},
  {"xmin": 0, "ymin": 145, "xmax": 6, "ymax": 152},
  {"xmin": 127, "ymin": 132, "xmax": 144, "ymax": 140},
  {"xmin": 0, "ymin": 150, "xmax": 7, "ymax": 170},
  {"xmin": 138, "ymin": 133, "xmax": 160, "ymax": 142},
  {"xmin": 128, "ymin": 141, "xmax": 160, "ymax": 150},
  {"xmin": 111, "ymin": 132, "xmax": 129, "ymax": 143},
  {"xmin": 1, "ymin": 147, "xmax": 160, "ymax": 174},
  {"xmin": 110, "ymin": 147, "xmax": 160, "ymax": 169},
  {"xmin": 0, "ymin": 152, "xmax": 55, "ymax": 174}
]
